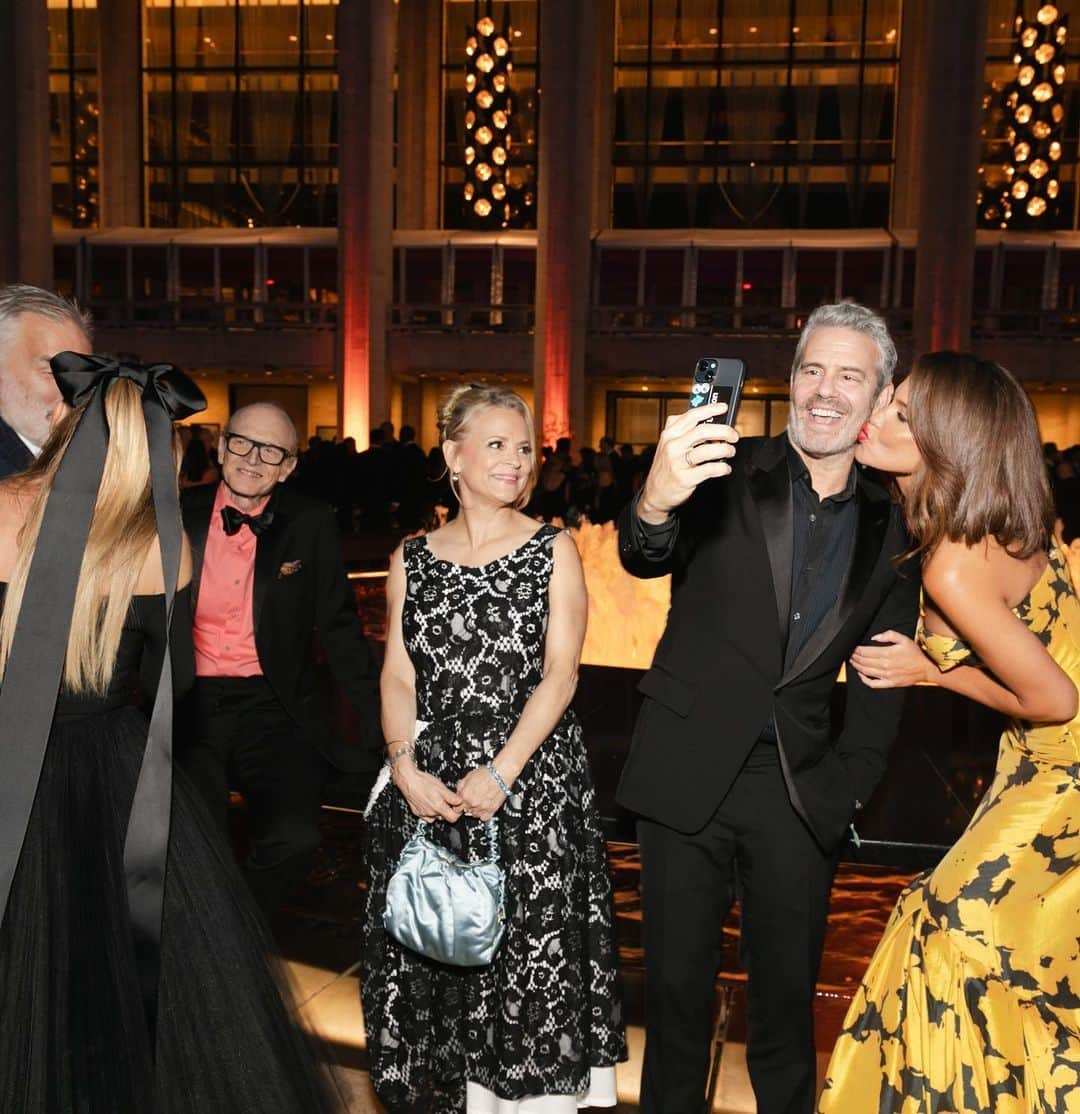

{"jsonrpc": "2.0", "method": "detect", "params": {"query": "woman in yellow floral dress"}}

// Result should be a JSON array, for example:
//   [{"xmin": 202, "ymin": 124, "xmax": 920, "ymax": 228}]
[{"xmin": 818, "ymin": 352, "xmax": 1080, "ymax": 1113}]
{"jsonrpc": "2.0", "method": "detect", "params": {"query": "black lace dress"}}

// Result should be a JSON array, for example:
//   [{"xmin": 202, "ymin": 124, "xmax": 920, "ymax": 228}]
[
  {"xmin": 361, "ymin": 525, "xmax": 626, "ymax": 1113},
  {"xmin": 0, "ymin": 584, "xmax": 345, "ymax": 1114}
]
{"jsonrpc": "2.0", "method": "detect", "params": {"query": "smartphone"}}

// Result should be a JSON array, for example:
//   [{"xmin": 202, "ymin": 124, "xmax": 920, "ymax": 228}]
[{"xmin": 688, "ymin": 357, "xmax": 747, "ymax": 427}]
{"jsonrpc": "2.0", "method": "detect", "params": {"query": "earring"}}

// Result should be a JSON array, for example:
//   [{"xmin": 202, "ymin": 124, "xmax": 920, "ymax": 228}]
[{"xmin": 452, "ymin": 471, "xmax": 460, "ymax": 480}]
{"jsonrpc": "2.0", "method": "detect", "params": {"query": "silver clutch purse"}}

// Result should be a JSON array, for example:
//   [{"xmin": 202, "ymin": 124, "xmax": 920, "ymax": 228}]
[{"xmin": 383, "ymin": 816, "xmax": 506, "ymax": 967}]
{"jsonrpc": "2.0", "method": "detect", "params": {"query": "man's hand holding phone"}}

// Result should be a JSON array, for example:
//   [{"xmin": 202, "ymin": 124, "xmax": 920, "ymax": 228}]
[{"xmin": 637, "ymin": 401, "xmax": 740, "ymax": 524}]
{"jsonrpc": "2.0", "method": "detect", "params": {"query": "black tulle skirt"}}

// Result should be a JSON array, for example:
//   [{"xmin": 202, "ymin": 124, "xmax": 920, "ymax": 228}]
[{"xmin": 0, "ymin": 706, "xmax": 346, "ymax": 1114}]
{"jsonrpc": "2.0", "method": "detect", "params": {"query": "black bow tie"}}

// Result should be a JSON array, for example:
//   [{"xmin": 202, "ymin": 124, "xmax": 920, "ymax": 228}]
[{"xmin": 221, "ymin": 505, "xmax": 274, "ymax": 537}]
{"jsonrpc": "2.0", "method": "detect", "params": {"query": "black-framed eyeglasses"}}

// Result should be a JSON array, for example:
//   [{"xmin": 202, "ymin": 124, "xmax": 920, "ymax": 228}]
[{"xmin": 223, "ymin": 432, "xmax": 295, "ymax": 466}]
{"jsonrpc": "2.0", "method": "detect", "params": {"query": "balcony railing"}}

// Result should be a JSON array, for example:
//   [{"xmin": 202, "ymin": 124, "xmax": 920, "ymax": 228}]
[{"xmin": 54, "ymin": 228, "xmax": 1080, "ymax": 340}]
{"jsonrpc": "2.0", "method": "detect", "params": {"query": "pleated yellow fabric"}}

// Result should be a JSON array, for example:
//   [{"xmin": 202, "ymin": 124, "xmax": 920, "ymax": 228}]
[{"xmin": 819, "ymin": 548, "xmax": 1080, "ymax": 1114}]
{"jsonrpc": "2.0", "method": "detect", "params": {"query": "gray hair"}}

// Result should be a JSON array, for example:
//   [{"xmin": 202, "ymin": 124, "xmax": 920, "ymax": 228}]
[
  {"xmin": 791, "ymin": 301, "xmax": 897, "ymax": 391},
  {"xmin": 0, "ymin": 283, "xmax": 93, "ymax": 353}
]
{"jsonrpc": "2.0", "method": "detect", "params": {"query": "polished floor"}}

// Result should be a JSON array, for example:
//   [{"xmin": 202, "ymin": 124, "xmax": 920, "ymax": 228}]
[{"xmin": 276, "ymin": 803, "xmax": 916, "ymax": 1113}]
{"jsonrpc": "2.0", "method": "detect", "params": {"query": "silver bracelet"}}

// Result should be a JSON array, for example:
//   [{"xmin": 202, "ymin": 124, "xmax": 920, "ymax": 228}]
[{"xmin": 485, "ymin": 761, "xmax": 512, "ymax": 799}]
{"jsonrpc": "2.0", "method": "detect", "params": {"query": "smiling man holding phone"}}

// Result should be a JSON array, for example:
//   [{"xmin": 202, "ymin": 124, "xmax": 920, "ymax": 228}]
[{"xmin": 618, "ymin": 301, "xmax": 920, "ymax": 1114}]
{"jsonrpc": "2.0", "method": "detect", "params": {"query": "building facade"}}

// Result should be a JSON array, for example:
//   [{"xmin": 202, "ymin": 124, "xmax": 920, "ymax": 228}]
[{"xmin": 5, "ymin": 0, "xmax": 1078, "ymax": 449}]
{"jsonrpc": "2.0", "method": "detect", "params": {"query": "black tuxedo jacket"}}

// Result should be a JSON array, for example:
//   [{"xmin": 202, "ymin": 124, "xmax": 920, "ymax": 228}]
[
  {"xmin": 0, "ymin": 414, "xmax": 33, "ymax": 479},
  {"xmin": 617, "ymin": 433, "xmax": 920, "ymax": 851},
  {"xmin": 181, "ymin": 482, "xmax": 383, "ymax": 771}
]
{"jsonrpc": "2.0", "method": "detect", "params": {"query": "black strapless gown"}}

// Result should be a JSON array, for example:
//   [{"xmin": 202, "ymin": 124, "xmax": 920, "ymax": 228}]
[{"xmin": 0, "ymin": 585, "xmax": 345, "ymax": 1113}]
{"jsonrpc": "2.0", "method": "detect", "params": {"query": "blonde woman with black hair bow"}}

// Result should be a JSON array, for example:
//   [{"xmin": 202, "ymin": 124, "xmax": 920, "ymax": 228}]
[{"xmin": 362, "ymin": 384, "xmax": 627, "ymax": 1113}]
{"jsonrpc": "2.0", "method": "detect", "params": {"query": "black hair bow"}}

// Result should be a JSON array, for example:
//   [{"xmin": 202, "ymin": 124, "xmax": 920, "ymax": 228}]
[{"xmin": 0, "ymin": 352, "xmax": 206, "ymax": 1052}]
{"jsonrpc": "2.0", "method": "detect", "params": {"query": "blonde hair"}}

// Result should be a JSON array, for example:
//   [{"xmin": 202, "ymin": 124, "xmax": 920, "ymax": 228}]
[
  {"xmin": 437, "ymin": 384, "xmax": 539, "ymax": 510},
  {"xmin": 0, "ymin": 379, "xmax": 159, "ymax": 693}
]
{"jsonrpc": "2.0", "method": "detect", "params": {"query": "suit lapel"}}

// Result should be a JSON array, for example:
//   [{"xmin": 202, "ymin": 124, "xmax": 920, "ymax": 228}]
[
  {"xmin": 779, "ymin": 477, "xmax": 892, "ymax": 685},
  {"xmin": 747, "ymin": 437, "xmax": 794, "ymax": 642},
  {"xmin": 186, "ymin": 490, "xmax": 214, "ymax": 610},
  {"xmin": 253, "ymin": 490, "xmax": 289, "ymax": 636}
]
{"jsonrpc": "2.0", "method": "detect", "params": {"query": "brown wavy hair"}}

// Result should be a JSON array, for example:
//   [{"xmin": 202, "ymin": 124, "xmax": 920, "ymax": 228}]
[{"xmin": 902, "ymin": 351, "xmax": 1054, "ymax": 560}]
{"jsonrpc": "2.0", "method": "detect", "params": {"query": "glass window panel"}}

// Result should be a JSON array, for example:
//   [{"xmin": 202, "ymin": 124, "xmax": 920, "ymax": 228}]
[
  {"xmin": 614, "ymin": 396, "xmax": 661, "ymax": 444},
  {"xmin": 863, "ymin": 0, "xmax": 901, "ymax": 60},
  {"xmin": 176, "ymin": 72, "xmax": 236, "ymax": 164},
  {"xmin": 219, "ymin": 245, "xmax": 255, "ymax": 302},
  {"xmin": 840, "ymin": 249, "xmax": 885, "ymax": 307},
  {"xmin": 1058, "ymin": 250, "xmax": 1080, "ymax": 314},
  {"xmin": 239, "ymin": 0, "xmax": 300, "ymax": 68},
  {"xmin": 146, "ymin": 165, "xmax": 174, "ymax": 226},
  {"xmin": 502, "ymin": 247, "xmax": 535, "ymax": 306},
  {"xmin": 305, "ymin": 1, "xmax": 338, "ymax": 68},
  {"xmin": 89, "ymin": 245, "xmax": 127, "ymax": 301},
  {"xmin": 795, "ymin": 249, "xmax": 836, "ymax": 308},
  {"xmin": 143, "ymin": 4, "xmax": 172, "ymax": 69},
  {"xmin": 1001, "ymin": 249, "xmax": 1046, "ymax": 312},
  {"xmin": 733, "ymin": 397, "xmax": 766, "ymax": 438},
  {"xmin": 453, "ymin": 248, "xmax": 492, "ymax": 304},
  {"xmin": 308, "ymin": 245, "xmax": 338, "ymax": 303},
  {"xmin": 403, "ymin": 247, "xmax": 443, "ymax": 314},
  {"xmin": 304, "ymin": 71, "xmax": 337, "ymax": 165},
  {"xmin": 144, "ymin": 73, "xmax": 175, "ymax": 164},
  {"xmin": 971, "ymin": 246, "xmax": 995, "ymax": 311},
  {"xmin": 614, "ymin": 0, "xmax": 899, "ymax": 228},
  {"xmin": 442, "ymin": 0, "xmax": 537, "ymax": 229},
  {"xmin": 597, "ymin": 248, "xmax": 639, "ymax": 306},
  {"xmin": 266, "ymin": 247, "xmax": 305, "ymax": 305},
  {"xmin": 741, "ymin": 249, "xmax": 783, "ymax": 307},
  {"xmin": 178, "ymin": 246, "xmax": 216, "ymax": 298},
  {"xmin": 643, "ymin": 249, "xmax": 684, "ymax": 308},
  {"xmin": 173, "ymin": 1, "xmax": 236, "ymax": 69},
  {"xmin": 50, "ymin": 1, "xmax": 99, "ymax": 229},
  {"xmin": 662, "ymin": 396, "xmax": 689, "ymax": 422},
  {"xmin": 696, "ymin": 250, "xmax": 736, "ymax": 306},
  {"xmin": 133, "ymin": 246, "xmax": 168, "ymax": 300},
  {"xmin": 54, "ymin": 244, "xmax": 78, "ymax": 299}
]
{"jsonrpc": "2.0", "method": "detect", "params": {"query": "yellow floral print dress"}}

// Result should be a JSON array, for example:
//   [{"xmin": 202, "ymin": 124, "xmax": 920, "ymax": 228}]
[{"xmin": 819, "ymin": 547, "xmax": 1080, "ymax": 1113}]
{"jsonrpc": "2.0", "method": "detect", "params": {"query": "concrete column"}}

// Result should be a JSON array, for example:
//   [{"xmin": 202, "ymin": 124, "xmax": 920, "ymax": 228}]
[
  {"xmin": 909, "ymin": 0, "xmax": 989, "ymax": 354},
  {"xmin": 98, "ymin": 0, "xmax": 143, "ymax": 228},
  {"xmin": 889, "ymin": 0, "xmax": 926, "ymax": 233},
  {"xmin": 590, "ymin": 0, "xmax": 616, "ymax": 233},
  {"xmin": 337, "ymin": 0, "xmax": 396, "ymax": 447},
  {"xmin": 397, "ymin": 0, "xmax": 442, "ymax": 229},
  {"xmin": 0, "ymin": 0, "xmax": 52, "ymax": 288},
  {"xmin": 533, "ymin": 0, "xmax": 611, "ymax": 446}
]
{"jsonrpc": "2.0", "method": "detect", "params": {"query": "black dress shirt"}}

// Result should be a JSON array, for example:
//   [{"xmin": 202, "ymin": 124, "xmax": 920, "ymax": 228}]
[
  {"xmin": 632, "ymin": 439, "xmax": 858, "ymax": 740},
  {"xmin": 784, "ymin": 443, "xmax": 857, "ymax": 668}
]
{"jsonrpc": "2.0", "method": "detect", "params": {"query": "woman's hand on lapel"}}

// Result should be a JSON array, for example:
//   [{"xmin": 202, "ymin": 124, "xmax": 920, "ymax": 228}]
[{"xmin": 637, "ymin": 402, "xmax": 740, "ymax": 524}]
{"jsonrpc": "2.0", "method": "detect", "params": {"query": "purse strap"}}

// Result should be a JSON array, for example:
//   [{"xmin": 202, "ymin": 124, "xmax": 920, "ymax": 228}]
[{"xmin": 413, "ymin": 816, "xmax": 500, "ymax": 865}]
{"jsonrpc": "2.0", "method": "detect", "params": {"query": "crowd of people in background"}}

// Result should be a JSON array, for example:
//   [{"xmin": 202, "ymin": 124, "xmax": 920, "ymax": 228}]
[{"xmin": 182, "ymin": 419, "xmax": 1080, "ymax": 546}]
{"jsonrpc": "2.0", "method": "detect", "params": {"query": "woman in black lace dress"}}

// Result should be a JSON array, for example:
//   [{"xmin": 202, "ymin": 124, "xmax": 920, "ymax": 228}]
[
  {"xmin": 0, "ymin": 362, "xmax": 344, "ymax": 1113},
  {"xmin": 362, "ymin": 385, "xmax": 626, "ymax": 1113}
]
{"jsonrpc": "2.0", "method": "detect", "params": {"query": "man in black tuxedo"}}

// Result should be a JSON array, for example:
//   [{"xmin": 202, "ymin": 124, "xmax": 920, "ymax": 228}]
[
  {"xmin": 619, "ymin": 302, "xmax": 920, "ymax": 1114},
  {"xmin": 0, "ymin": 284, "xmax": 92, "ymax": 478},
  {"xmin": 179, "ymin": 401, "xmax": 382, "ymax": 920}
]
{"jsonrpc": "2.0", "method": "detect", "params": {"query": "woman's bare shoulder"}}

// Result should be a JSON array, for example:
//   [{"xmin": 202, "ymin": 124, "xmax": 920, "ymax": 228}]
[{"xmin": 134, "ymin": 533, "xmax": 194, "ymax": 595}]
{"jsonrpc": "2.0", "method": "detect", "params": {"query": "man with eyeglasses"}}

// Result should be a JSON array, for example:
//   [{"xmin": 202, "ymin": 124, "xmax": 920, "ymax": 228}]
[{"xmin": 179, "ymin": 401, "xmax": 382, "ymax": 925}]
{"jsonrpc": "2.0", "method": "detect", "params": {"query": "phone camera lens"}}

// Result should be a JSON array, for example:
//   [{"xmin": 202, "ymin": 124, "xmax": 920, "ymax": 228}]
[{"xmin": 709, "ymin": 360, "xmax": 718, "ymax": 369}]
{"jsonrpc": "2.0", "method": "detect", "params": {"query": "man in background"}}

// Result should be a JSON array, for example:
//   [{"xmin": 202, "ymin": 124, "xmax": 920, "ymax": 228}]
[
  {"xmin": 0, "ymin": 284, "xmax": 92, "ymax": 477},
  {"xmin": 180, "ymin": 401, "xmax": 383, "ymax": 923}
]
